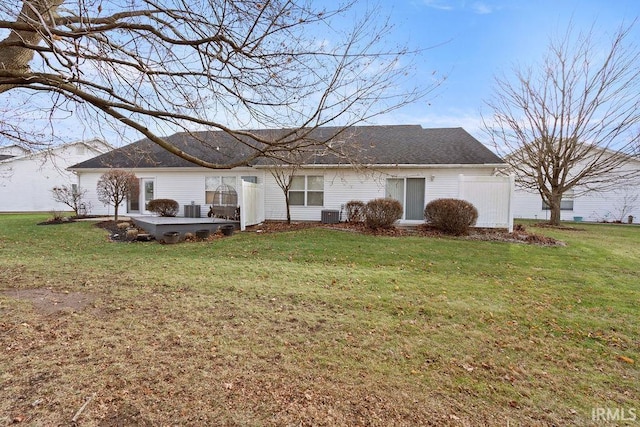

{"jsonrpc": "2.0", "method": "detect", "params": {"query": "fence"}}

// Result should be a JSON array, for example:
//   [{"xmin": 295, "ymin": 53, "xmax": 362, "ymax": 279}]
[
  {"xmin": 241, "ymin": 181, "xmax": 265, "ymax": 231},
  {"xmin": 458, "ymin": 175, "xmax": 514, "ymax": 232}
]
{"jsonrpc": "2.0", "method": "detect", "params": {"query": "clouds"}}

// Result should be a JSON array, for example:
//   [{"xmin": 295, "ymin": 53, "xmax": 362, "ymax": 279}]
[
  {"xmin": 470, "ymin": 2, "xmax": 493, "ymax": 14},
  {"xmin": 421, "ymin": 0, "xmax": 454, "ymax": 12},
  {"xmin": 421, "ymin": 0, "xmax": 495, "ymax": 14}
]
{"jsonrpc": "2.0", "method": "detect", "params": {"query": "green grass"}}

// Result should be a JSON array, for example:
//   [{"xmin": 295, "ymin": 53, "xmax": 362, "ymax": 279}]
[{"xmin": 0, "ymin": 214, "xmax": 638, "ymax": 426}]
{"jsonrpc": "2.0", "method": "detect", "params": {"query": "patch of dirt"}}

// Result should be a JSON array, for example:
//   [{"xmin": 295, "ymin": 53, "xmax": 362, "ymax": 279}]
[
  {"xmin": 463, "ymin": 224, "xmax": 565, "ymax": 245},
  {"xmin": 98, "ymin": 403, "xmax": 153, "ymax": 427},
  {"xmin": 37, "ymin": 218, "xmax": 76, "ymax": 226},
  {"xmin": 533, "ymin": 222, "xmax": 586, "ymax": 231},
  {"xmin": 37, "ymin": 215, "xmax": 103, "ymax": 226},
  {"xmin": 1, "ymin": 288, "xmax": 95, "ymax": 315}
]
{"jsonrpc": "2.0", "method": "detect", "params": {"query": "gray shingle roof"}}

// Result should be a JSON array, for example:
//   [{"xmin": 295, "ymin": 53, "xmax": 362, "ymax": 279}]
[{"xmin": 69, "ymin": 125, "xmax": 503, "ymax": 169}]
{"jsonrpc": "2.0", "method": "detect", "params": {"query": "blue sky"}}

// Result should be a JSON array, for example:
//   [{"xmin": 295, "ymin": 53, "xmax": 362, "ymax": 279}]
[{"xmin": 374, "ymin": 0, "xmax": 640, "ymax": 140}]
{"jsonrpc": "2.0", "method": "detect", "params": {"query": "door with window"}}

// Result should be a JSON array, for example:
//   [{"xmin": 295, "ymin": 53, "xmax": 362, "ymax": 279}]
[
  {"xmin": 128, "ymin": 178, "xmax": 155, "ymax": 214},
  {"xmin": 127, "ymin": 188, "xmax": 140, "ymax": 213},
  {"xmin": 386, "ymin": 178, "xmax": 425, "ymax": 220},
  {"xmin": 142, "ymin": 178, "xmax": 155, "ymax": 214}
]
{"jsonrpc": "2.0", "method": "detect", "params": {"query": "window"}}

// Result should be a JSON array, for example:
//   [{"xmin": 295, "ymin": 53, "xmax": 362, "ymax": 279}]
[
  {"xmin": 241, "ymin": 176, "xmax": 258, "ymax": 184},
  {"xmin": 289, "ymin": 175, "xmax": 324, "ymax": 206},
  {"xmin": 385, "ymin": 179, "xmax": 404, "ymax": 204},
  {"xmin": 205, "ymin": 176, "xmax": 237, "ymax": 204},
  {"xmin": 542, "ymin": 189, "xmax": 574, "ymax": 211}
]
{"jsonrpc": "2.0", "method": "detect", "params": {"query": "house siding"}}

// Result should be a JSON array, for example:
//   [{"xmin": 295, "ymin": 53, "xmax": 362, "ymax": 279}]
[
  {"xmin": 0, "ymin": 142, "xmax": 109, "ymax": 212},
  {"xmin": 262, "ymin": 166, "xmax": 498, "ymax": 222},
  {"xmin": 513, "ymin": 186, "xmax": 640, "ymax": 223},
  {"xmin": 0, "ymin": 145, "xmax": 31, "ymax": 157},
  {"xmin": 263, "ymin": 168, "xmax": 384, "ymax": 222},
  {"xmin": 76, "ymin": 172, "xmax": 105, "ymax": 215},
  {"xmin": 511, "ymin": 158, "xmax": 640, "ymax": 223},
  {"xmin": 78, "ymin": 168, "xmax": 260, "ymax": 217},
  {"xmin": 78, "ymin": 165, "xmax": 500, "ymax": 222}
]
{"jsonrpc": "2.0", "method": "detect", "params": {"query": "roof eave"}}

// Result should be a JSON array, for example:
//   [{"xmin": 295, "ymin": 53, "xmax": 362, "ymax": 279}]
[
  {"xmin": 68, "ymin": 165, "xmax": 258, "ymax": 173},
  {"xmin": 256, "ymin": 163, "xmax": 507, "ymax": 169}
]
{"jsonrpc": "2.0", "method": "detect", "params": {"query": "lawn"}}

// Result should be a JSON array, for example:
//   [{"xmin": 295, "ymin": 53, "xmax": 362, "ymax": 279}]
[{"xmin": 0, "ymin": 215, "xmax": 638, "ymax": 426}]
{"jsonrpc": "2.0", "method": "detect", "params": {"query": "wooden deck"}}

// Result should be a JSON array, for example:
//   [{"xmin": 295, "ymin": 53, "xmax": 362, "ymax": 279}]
[{"xmin": 131, "ymin": 216, "xmax": 239, "ymax": 241}]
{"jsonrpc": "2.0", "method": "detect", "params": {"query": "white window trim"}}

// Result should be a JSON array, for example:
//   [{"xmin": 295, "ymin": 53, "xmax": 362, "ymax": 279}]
[
  {"xmin": 542, "ymin": 189, "xmax": 575, "ymax": 211},
  {"xmin": 289, "ymin": 175, "xmax": 324, "ymax": 207},
  {"xmin": 205, "ymin": 176, "xmax": 238, "ymax": 205}
]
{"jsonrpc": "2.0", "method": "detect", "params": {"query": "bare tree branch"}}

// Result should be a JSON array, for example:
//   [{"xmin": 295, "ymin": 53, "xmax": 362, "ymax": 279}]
[
  {"xmin": 0, "ymin": 0, "xmax": 439, "ymax": 166},
  {"xmin": 484, "ymin": 22, "xmax": 640, "ymax": 225}
]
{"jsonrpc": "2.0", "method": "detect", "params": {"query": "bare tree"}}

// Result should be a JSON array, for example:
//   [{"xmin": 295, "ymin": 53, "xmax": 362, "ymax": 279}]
[
  {"xmin": 96, "ymin": 169, "xmax": 138, "ymax": 221},
  {"xmin": 0, "ymin": 0, "xmax": 437, "ymax": 165},
  {"xmin": 269, "ymin": 158, "xmax": 303, "ymax": 225},
  {"xmin": 266, "ymin": 126, "xmax": 372, "ymax": 223},
  {"xmin": 51, "ymin": 183, "xmax": 88, "ymax": 216},
  {"xmin": 484, "ymin": 23, "xmax": 640, "ymax": 225},
  {"xmin": 611, "ymin": 188, "xmax": 639, "ymax": 223}
]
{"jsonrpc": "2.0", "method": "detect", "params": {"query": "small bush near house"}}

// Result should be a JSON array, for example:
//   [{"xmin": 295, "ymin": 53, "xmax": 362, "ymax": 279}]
[
  {"xmin": 345, "ymin": 200, "xmax": 366, "ymax": 223},
  {"xmin": 424, "ymin": 198, "xmax": 478, "ymax": 235},
  {"xmin": 365, "ymin": 198, "xmax": 403, "ymax": 229},
  {"xmin": 147, "ymin": 199, "xmax": 179, "ymax": 217},
  {"xmin": 49, "ymin": 210, "xmax": 67, "ymax": 222}
]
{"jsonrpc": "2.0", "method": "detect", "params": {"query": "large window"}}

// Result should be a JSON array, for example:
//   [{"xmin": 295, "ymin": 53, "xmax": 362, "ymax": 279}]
[
  {"xmin": 205, "ymin": 176, "xmax": 237, "ymax": 204},
  {"xmin": 289, "ymin": 176, "xmax": 324, "ymax": 206},
  {"xmin": 542, "ymin": 189, "xmax": 574, "ymax": 211}
]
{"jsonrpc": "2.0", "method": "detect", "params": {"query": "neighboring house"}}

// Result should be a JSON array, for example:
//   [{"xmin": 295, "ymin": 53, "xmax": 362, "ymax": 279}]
[
  {"xmin": 510, "ymin": 151, "xmax": 640, "ymax": 223},
  {"xmin": 0, "ymin": 139, "xmax": 112, "ymax": 212},
  {"xmin": 69, "ymin": 125, "xmax": 513, "ymax": 228},
  {"xmin": 0, "ymin": 145, "xmax": 32, "ymax": 160}
]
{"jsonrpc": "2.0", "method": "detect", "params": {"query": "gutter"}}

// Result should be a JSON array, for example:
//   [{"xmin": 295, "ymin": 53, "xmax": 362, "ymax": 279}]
[
  {"xmin": 68, "ymin": 163, "xmax": 508, "ymax": 172},
  {"xmin": 254, "ymin": 163, "xmax": 509, "ymax": 169}
]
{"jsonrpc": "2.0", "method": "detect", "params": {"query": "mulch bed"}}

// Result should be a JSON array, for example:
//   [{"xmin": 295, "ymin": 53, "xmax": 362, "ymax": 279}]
[
  {"xmin": 247, "ymin": 221, "xmax": 564, "ymax": 246},
  {"xmin": 35, "ymin": 218, "xmax": 562, "ymax": 246}
]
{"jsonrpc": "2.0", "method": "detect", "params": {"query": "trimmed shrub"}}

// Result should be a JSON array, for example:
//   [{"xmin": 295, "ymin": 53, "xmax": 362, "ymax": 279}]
[
  {"xmin": 345, "ymin": 200, "xmax": 366, "ymax": 223},
  {"xmin": 424, "ymin": 198, "xmax": 478, "ymax": 235},
  {"xmin": 147, "ymin": 199, "xmax": 179, "ymax": 217},
  {"xmin": 365, "ymin": 198, "xmax": 403, "ymax": 229}
]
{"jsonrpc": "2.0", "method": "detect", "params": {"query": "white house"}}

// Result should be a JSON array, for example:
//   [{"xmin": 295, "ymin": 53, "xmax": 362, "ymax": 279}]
[
  {"xmin": 69, "ymin": 125, "xmax": 513, "ymax": 229},
  {"xmin": 0, "ymin": 139, "xmax": 112, "ymax": 212},
  {"xmin": 511, "ymin": 153, "xmax": 640, "ymax": 223},
  {"xmin": 0, "ymin": 145, "xmax": 31, "ymax": 158}
]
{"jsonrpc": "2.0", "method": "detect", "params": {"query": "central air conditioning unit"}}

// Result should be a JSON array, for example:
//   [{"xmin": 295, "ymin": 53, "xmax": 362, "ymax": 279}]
[
  {"xmin": 321, "ymin": 209, "xmax": 340, "ymax": 224},
  {"xmin": 184, "ymin": 204, "xmax": 201, "ymax": 218}
]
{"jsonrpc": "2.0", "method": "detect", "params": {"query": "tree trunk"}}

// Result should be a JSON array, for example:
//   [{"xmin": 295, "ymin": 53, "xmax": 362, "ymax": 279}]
[
  {"xmin": 0, "ymin": 0, "xmax": 64, "ymax": 93},
  {"xmin": 114, "ymin": 204, "xmax": 119, "ymax": 222},
  {"xmin": 548, "ymin": 193, "xmax": 562, "ymax": 226},
  {"xmin": 285, "ymin": 196, "xmax": 291, "ymax": 224}
]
